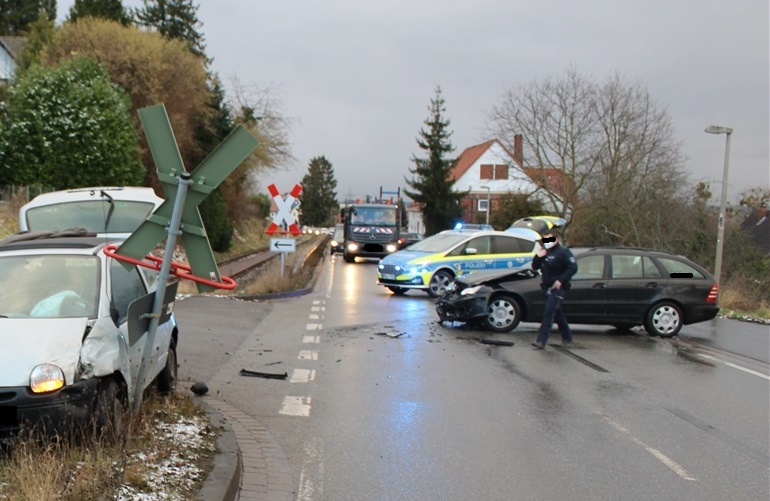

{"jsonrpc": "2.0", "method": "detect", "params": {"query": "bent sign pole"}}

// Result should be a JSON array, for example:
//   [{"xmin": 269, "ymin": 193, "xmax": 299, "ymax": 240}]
[{"xmin": 118, "ymin": 103, "xmax": 259, "ymax": 412}]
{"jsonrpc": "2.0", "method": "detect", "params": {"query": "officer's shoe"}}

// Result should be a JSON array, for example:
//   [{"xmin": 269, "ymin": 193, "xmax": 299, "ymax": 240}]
[{"xmin": 532, "ymin": 341, "xmax": 545, "ymax": 350}]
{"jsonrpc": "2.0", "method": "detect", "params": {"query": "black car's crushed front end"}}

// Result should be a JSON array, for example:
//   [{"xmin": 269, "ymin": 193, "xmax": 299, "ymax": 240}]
[
  {"xmin": 436, "ymin": 268, "xmax": 537, "ymax": 323},
  {"xmin": 435, "ymin": 281, "xmax": 492, "ymax": 322}
]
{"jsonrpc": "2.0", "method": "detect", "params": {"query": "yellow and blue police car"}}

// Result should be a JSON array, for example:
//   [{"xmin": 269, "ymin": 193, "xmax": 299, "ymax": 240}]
[{"xmin": 377, "ymin": 224, "xmax": 541, "ymax": 297}]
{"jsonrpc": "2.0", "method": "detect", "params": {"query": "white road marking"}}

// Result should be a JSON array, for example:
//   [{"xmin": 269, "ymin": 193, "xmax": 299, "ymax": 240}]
[
  {"xmin": 599, "ymin": 413, "xmax": 697, "ymax": 481},
  {"xmin": 308, "ymin": 313, "xmax": 321, "ymax": 320},
  {"xmin": 698, "ymin": 354, "xmax": 770, "ymax": 381},
  {"xmin": 311, "ymin": 306, "xmax": 325, "ymax": 312},
  {"xmin": 290, "ymin": 369, "xmax": 316, "ymax": 383},
  {"xmin": 306, "ymin": 323, "xmax": 322, "ymax": 330},
  {"xmin": 298, "ymin": 350, "xmax": 319, "ymax": 360},
  {"xmin": 303, "ymin": 336, "xmax": 320, "ymax": 344},
  {"xmin": 280, "ymin": 396, "xmax": 312, "ymax": 416}
]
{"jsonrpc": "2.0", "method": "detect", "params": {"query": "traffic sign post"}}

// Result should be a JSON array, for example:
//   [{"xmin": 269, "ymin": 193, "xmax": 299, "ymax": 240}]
[
  {"xmin": 114, "ymin": 103, "xmax": 259, "ymax": 412},
  {"xmin": 265, "ymin": 183, "xmax": 302, "ymax": 277}
]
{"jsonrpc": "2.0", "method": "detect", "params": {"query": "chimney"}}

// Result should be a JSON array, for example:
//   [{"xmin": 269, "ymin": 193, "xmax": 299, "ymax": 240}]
[{"xmin": 513, "ymin": 134, "xmax": 523, "ymax": 166}]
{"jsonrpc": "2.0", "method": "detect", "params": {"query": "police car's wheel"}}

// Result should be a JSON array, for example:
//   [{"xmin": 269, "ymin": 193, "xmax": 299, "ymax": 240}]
[
  {"xmin": 387, "ymin": 286, "xmax": 408, "ymax": 295},
  {"xmin": 644, "ymin": 302, "xmax": 682, "ymax": 338},
  {"xmin": 485, "ymin": 294, "xmax": 521, "ymax": 333},
  {"xmin": 428, "ymin": 270, "xmax": 454, "ymax": 298}
]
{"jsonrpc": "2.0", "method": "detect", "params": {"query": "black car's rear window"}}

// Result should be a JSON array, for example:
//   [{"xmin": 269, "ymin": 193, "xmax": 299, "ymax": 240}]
[{"xmin": 657, "ymin": 257, "xmax": 706, "ymax": 279}]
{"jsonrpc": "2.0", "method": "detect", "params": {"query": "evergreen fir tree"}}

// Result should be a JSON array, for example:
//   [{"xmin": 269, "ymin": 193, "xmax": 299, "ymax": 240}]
[
  {"xmin": 68, "ymin": 0, "xmax": 131, "ymax": 25},
  {"xmin": 0, "ymin": 0, "xmax": 55, "ymax": 36},
  {"xmin": 134, "ymin": 0, "xmax": 205, "ymax": 57},
  {"xmin": 300, "ymin": 156, "xmax": 338, "ymax": 227},
  {"xmin": 404, "ymin": 86, "xmax": 463, "ymax": 236}
]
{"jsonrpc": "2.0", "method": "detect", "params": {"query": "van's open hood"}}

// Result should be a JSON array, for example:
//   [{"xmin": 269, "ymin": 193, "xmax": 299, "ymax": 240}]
[{"xmin": 0, "ymin": 318, "xmax": 88, "ymax": 387}]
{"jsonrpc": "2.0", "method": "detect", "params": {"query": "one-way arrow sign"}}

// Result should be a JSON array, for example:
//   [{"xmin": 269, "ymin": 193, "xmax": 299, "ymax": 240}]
[{"xmin": 270, "ymin": 237, "xmax": 296, "ymax": 253}]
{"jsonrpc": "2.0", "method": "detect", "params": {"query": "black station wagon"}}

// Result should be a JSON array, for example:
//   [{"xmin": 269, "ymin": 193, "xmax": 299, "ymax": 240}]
[{"xmin": 436, "ymin": 246, "xmax": 720, "ymax": 337}]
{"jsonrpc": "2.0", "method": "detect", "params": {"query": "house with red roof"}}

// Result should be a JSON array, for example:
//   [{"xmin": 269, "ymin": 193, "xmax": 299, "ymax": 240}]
[{"xmin": 448, "ymin": 134, "xmax": 573, "ymax": 227}]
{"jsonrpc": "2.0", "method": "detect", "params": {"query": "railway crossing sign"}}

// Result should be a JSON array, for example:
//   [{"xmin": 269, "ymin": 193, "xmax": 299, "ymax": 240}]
[
  {"xmin": 117, "ymin": 104, "xmax": 260, "ymax": 292},
  {"xmin": 266, "ymin": 183, "xmax": 302, "ymax": 236}
]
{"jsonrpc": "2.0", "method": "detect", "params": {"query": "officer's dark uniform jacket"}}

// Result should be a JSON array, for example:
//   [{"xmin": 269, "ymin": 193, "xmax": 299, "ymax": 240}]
[{"xmin": 532, "ymin": 243, "xmax": 578, "ymax": 291}]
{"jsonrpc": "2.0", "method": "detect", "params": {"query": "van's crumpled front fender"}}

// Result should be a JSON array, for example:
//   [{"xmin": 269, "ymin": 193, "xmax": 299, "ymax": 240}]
[{"xmin": 79, "ymin": 319, "xmax": 130, "ymax": 385}]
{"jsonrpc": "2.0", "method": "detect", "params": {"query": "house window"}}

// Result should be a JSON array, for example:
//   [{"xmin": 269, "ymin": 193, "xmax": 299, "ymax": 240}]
[
  {"xmin": 480, "ymin": 164, "xmax": 508, "ymax": 180},
  {"xmin": 478, "ymin": 199, "xmax": 489, "ymax": 212}
]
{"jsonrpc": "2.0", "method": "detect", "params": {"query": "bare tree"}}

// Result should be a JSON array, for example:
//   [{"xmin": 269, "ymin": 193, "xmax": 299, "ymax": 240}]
[
  {"xmin": 486, "ymin": 68, "xmax": 599, "ymax": 223},
  {"xmin": 485, "ymin": 68, "xmax": 689, "ymax": 247}
]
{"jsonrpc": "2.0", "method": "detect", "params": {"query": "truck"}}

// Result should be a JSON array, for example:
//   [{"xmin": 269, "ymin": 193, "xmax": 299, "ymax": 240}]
[{"xmin": 339, "ymin": 202, "xmax": 401, "ymax": 263}]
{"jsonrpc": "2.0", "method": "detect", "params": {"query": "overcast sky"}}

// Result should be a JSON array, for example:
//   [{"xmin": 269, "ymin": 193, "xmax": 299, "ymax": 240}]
[{"xmin": 59, "ymin": 1, "xmax": 769, "ymax": 205}]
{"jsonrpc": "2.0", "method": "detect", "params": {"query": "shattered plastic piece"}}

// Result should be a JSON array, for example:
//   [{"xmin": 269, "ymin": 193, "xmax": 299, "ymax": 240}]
[
  {"xmin": 375, "ymin": 332, "xmax": 405, "ymax": 338},
  {"xmin": 190, "ymin": 382, "xmax": 209, "ymax": 395},
  {"xmin": 239, "ymin": 368, "xmax": 288, "ymax": 380},
  {"xmin": 477, "ymin": 339, "xmax": 515, "ymax": 347}
]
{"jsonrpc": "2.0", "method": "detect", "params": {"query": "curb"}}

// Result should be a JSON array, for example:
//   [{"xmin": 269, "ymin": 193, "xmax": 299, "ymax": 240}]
[
  {"xmin": 234, "ymin": 252, "xmax": 326, "ymax": 301},
  {"xmin": 196, "ymin": 399, "xmax": 241, "ymax": 501}
]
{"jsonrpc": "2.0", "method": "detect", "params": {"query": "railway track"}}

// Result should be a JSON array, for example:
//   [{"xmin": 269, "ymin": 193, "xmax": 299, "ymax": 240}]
[{"xmin": 217, "ymin": 235, "xmax": 326, "ymax": 283}]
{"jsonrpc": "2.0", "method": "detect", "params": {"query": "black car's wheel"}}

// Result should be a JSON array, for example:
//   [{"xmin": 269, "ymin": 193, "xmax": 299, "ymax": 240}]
[
  {"xmin": 93, "ymin": 378, "xmax": 127, "ymax": 445},
  {"xmin": 156, "ymin": 339, "xmax": 177, "ymax": 395},
  {"xmin": 644, "ymin": 302, "xmax": 683, "ymax": 338},
  {"xmin": 387, "ymin": 286, "xmax": 408, "ymax": 295},
  {"xmin": 485, "ymin": 294, "xmax": 521, "ymax": 333},
  {"xmin": 428, "ymin": 270, "xmax": 454, "ymax": 298}
]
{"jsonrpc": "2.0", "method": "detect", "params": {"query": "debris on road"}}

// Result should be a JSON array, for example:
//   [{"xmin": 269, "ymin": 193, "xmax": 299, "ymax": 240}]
[
  {"xmin": 239, "ymin": 368, "xmax": 288, "ymax": 379},
  {"xmin": 375, "ymin": 331, "xmax": 406, "ymax": 338},
  {"xmin": 190, "ymin": 381, "xmax": 209, "ymax": 395},
  {"xmin": 477, "ymin": 338, "xmax": 515, "ymax": 347}
]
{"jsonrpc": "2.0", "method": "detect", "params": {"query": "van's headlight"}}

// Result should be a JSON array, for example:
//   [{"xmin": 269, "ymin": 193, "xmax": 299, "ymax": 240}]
[{"xmin": 30, "ymin": 364, "xmax": 65, "ymax": 393}]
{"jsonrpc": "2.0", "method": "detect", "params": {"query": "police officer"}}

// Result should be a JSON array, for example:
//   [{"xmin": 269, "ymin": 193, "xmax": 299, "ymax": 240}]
[{"xmin": 531, "ymin": 229, "xmax": 578, "ymax": 349}]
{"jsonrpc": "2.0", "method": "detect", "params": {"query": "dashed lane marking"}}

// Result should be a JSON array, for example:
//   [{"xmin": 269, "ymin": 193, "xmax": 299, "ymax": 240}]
[
  {"xmin": 303, "ymin": 335, "xmax": 320, "ymax": 344},
  {"xmin": 599, "ymin": 412, "xmax": 697, "ymax": 481},
  {"xmin": 290, "ymin": 369, "xmax": 316, "ymax": 383},
  {"xmin": 280, "ymin": 396, "xmax": 312, "ymax": 416},
  {"xmin": 298, "ymin": 350, "xmax": 319, "ymax": 360},
  {"xmin": 306, "ymin": 323, "xmax": 322, "ymax": 330}
]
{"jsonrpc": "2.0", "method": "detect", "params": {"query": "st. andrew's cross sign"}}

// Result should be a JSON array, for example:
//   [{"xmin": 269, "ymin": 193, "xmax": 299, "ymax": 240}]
[
  {"xmin": 117, "ymin": 104, "xmax": 260, "ymax": 292},
  {"xmin": 113, "ymin": 103, "xmax": 259, "ymax": 411}
]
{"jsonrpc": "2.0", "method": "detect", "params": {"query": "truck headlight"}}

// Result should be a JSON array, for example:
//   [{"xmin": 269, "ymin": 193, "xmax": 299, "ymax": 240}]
[
  {"xmin": 30, "ymin": 364, "xmax": 65, "ymax": 393},
  {"xmin": 386, "ymin": 244, "xmax": 398, "ymax": 253},
  {"xmin": 347, "ymin": 243, "xmax": 359, "ymax": 252}
]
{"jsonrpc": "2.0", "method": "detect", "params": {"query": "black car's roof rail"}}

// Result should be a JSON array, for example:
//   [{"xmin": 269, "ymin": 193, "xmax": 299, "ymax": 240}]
[{"xmin": 579, "ymin": 245, "xmax": 681, "ymax": 256}]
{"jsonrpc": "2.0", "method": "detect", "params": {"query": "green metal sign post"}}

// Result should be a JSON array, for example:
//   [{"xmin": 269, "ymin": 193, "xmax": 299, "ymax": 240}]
[{"xmin": 117, "ymin": 103, "xmax": 259, "ymax": 411}]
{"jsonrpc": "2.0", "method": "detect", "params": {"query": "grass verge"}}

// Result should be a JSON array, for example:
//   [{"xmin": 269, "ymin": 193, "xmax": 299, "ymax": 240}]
[{"xmin": 0, "ymin": 391, "xmax": 217, "ymax": 500}]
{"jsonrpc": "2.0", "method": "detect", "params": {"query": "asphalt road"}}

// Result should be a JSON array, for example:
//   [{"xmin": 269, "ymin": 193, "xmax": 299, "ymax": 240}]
[{"xmin": 176, "ymin": 255, "xmax": 770, "ymax": 501}]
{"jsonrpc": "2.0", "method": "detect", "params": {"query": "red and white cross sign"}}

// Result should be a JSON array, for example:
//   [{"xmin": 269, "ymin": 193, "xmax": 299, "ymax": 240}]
[{"xmin": 265, "ymin": 183, "xmax": 302, "ymax": 236}]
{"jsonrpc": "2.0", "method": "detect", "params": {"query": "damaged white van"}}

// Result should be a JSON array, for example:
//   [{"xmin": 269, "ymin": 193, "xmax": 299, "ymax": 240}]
[
  {"xmin": 0, "ymin": 231, "xmax": 178, "ymax": 441},
  {"xmin": 19, "ymin": 186, "xmax": 163, "ymax": 240}
]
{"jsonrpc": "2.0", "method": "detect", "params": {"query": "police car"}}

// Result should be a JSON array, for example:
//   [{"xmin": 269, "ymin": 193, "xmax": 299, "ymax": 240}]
[{"xmin": 377, "ymin": 224, "xmax": 541, "ymax": 297}]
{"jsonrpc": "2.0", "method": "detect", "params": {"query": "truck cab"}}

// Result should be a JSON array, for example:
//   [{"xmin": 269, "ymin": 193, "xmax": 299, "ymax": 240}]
[{"xmin": 340, "ymin": 203, "xmax": 401, "ymax": 262}]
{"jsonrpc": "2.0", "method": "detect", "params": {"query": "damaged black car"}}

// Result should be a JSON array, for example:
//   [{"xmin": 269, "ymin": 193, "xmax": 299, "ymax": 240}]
[{"xmin": 436, "ymin": 247, "xmax": 720, "ymax": 337}]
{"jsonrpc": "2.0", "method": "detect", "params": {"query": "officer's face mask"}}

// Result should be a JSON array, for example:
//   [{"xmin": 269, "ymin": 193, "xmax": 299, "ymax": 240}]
[{"xmin": 543, "ymin": 237, "xmax": 557, "ymax": 250}]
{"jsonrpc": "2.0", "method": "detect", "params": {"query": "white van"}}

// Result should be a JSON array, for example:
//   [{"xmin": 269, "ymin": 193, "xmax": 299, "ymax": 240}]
[{"xmin": 19, "ymin": 187, "xmax": 163, "ymax": 240}]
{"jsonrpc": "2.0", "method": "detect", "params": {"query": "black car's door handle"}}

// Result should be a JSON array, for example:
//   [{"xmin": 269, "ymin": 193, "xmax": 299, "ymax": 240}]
[
  {"xmin": 592, "ymin": 283, "xmax": 607, "ymax": 289},
  {"xmin": 646, "ymin": 282, "xmax": 659, "ymax": 288}
]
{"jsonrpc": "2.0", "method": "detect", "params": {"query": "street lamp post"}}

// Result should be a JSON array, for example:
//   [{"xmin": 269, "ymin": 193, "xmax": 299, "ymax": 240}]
[
  {"xmin": 480, "ymin": 185, "xmax": 491, "ymax": 226},
  {"xmin": 704, "ymin": 125, "xmax": 733, "ymax": 288}
]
